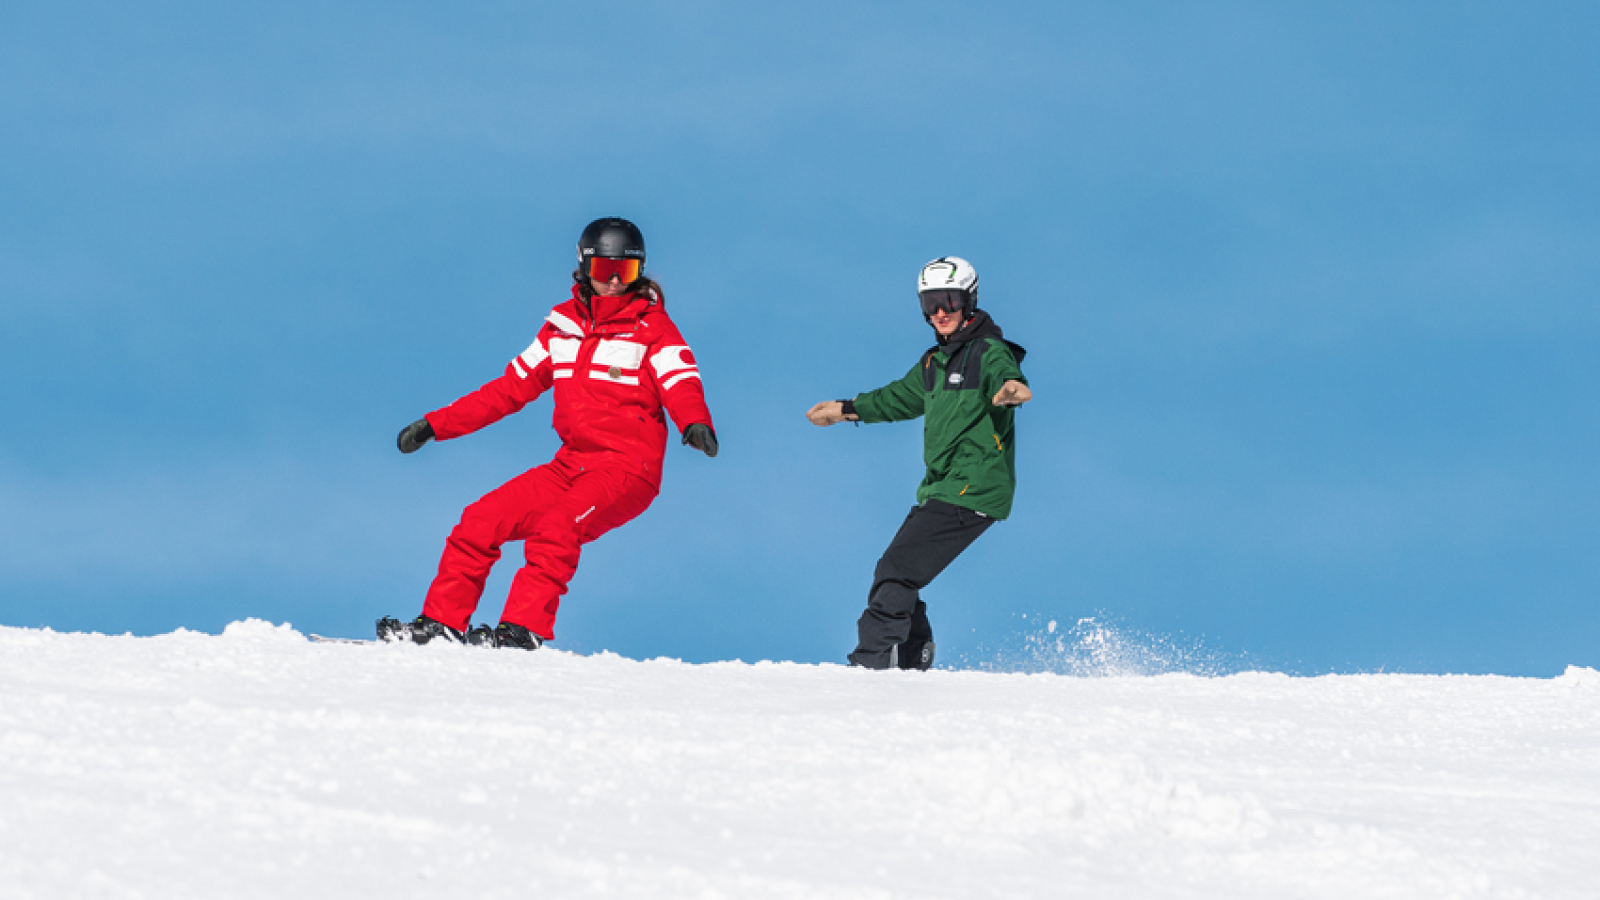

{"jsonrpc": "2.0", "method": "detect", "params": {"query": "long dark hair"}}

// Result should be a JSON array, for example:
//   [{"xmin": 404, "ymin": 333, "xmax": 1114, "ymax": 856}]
[{"xmin": 573, "ymin": 266, "xmax": 665, "ymax": 308}]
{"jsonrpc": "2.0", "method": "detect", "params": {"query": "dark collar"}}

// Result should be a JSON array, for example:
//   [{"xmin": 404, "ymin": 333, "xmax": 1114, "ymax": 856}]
[
  {"xmin": 933, "ymin": 309, "xmax": 1027, "ymax": 364},
  {"xmin": 937, "ymin": 309, "xmax": 999, "ymax": 353}
]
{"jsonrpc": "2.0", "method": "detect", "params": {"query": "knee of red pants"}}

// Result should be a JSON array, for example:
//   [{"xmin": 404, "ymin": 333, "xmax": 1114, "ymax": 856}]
[
  {"xmin": 455, "ymin": 490, "xmax": 528, "ymax": 549},
  {"xmin": 431, "ymin": 489, "xmax": 535, "ymax": 586}
]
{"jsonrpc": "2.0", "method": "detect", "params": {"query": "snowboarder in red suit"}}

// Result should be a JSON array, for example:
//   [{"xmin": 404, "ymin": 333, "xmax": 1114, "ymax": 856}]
[{"xmin": 379, "ymin": 217, "xmax": 717, "ymax": 650}]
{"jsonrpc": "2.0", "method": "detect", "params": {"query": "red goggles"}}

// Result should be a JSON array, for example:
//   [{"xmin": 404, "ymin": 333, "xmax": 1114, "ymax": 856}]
[{"xmin": 586, "ymin": 256, "xmax": 643, "ymax": 284}]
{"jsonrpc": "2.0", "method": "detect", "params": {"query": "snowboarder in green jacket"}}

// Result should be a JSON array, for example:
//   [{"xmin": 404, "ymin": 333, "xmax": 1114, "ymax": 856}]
[{"xmin": 807, "ymin": 256, "xmax": 1031, "ymax": 670}]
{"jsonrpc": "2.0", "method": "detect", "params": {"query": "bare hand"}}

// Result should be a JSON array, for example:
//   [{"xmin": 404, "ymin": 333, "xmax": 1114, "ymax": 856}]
[
  {"xmin": 807, "ymin": 401, "xmax": 849, "ymax": 427},
  {"xmin": 992, "ymin": 380, "xmax": 1032, "ymax": 407}
]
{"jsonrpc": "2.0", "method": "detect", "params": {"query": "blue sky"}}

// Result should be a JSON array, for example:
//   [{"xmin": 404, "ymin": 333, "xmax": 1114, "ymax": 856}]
[{"xmin": 3, "ymin": 1, "xmax": 1596, "ymax": 674}]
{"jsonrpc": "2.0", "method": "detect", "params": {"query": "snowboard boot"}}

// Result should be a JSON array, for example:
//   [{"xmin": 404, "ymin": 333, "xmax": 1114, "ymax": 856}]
[
  {"xmin": 849, "ymin": 641, "xmax": 935, "ymax": 671},
  {"xmin": 375, "ymin": 615, "xmax": 466, "ymax": 645},
  {"xmin": 898, "ymin": 640, "xmax": 936, "ymax": 671},
  {"xmin": 467, "ymin": 622, "xmax": 543, "ymax": 651}
]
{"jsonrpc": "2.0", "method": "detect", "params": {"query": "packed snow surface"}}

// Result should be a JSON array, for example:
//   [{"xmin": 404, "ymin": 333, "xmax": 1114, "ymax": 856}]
[{"xmin": 2, "ymin": 621, "xmax": 1597, "ymax": 899}]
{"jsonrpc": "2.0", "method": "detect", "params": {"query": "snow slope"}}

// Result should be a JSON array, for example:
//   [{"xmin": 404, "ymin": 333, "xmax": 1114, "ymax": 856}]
[{"xmin": 2, "ymin": 620, "xmax": 1596, "ymax": 899}]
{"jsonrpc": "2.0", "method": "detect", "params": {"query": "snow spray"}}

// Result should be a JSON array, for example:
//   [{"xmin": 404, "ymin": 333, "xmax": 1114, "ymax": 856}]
[{"xmin": 959, "ymin": 614, "xmax": 1254, "ymax": 676}]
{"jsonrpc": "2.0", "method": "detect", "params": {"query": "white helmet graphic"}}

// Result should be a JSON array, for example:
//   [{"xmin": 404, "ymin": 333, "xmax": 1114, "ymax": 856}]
[{"xmin": 917, "ymin": 256, "xmax": 978, "ymax": 298}]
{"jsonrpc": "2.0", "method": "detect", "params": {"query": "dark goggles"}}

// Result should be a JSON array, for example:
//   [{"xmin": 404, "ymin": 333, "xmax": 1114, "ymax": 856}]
[
  {"xmin": 586, "ymin": 256, "xmax": 643, "ymax": 284},
  {"xmin": 919, "ymin": 289, "xmax": 970, "ymax": 317}
]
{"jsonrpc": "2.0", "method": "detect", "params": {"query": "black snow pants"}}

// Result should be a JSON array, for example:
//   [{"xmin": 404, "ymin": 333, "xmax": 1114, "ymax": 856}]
[{"xmin": 848, "ymin": 499, "xmax": 994, "ymax": 670}]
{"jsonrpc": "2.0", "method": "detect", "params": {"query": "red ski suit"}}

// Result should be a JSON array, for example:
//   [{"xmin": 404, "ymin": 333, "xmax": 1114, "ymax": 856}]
[{"xmin": 420, "ymin": 286, "xmax": 713, "ymax": 640}]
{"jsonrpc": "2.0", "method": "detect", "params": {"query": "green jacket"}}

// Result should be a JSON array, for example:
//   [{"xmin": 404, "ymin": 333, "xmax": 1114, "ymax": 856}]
[{"xmin": 852, "ymin": 311, "xmax": 1028, "ymax": 519}]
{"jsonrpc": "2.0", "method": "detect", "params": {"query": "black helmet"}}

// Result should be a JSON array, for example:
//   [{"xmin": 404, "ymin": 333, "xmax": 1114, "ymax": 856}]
[{"xmin": 578, "ymin": 217, "xmax": 645, "ymax": 262}]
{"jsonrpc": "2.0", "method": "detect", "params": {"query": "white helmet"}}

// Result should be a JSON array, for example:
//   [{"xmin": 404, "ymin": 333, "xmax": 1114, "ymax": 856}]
[{"xmin": 917, "ymin": 256, "xmax": 978, "ymax": 298}]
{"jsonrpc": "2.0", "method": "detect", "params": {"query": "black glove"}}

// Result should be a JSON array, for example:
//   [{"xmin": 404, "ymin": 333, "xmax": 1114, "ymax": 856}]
[
  {"xmin": 397, "ymin": 418, "xmax": 435, "ymax": 454},
  {"xmin": 682, "ymin": 422, "xmax": 718, "ymax": 458}
]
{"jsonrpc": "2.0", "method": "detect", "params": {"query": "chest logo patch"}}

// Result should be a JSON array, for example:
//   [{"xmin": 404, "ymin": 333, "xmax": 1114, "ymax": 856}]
[{"xmin": 948, "ymin": 373, "xmax": 964, "ymax": 385}]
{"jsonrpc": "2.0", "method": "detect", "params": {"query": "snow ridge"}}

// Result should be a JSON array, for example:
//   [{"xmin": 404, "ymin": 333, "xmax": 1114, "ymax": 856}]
[{"xmin": 2, "ymin": 621, "xmax": 1596, "ymax": 899}]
